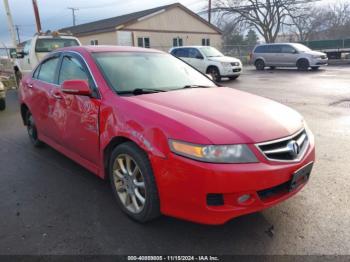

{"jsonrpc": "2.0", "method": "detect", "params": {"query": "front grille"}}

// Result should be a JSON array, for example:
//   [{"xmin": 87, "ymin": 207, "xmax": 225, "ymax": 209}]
[{"xmin": 256, "ymin": 129, "xmax": 309, "ymax": 162}]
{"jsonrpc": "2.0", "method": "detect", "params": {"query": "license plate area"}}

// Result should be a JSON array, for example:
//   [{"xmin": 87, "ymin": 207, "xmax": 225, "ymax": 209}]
[{"xmin": 289, "ymin": 162, "xmax": 313, "ymax": 192}]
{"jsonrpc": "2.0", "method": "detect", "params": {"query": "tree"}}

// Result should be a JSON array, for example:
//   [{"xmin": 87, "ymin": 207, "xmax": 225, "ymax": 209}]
[
  {"xmin": 245, "ymin": 29, "xmax": 259, "ymax": 45},
  {"xmin": 215, "ymin": 0, "xmax": 317, "ymax": 43}
]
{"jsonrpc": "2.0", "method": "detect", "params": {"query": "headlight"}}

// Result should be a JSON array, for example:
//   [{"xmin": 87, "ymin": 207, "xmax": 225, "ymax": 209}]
[
  {"xmin": 312, "ymin": 55, "xmax": 321, "ymax": 59},
  {"xmin": 0, "ymin": 82, "xmax": 4, "ymax": 91},
  {"xmin": 169, "ymin": 139, "xmax": 258, "ymax": 163}
]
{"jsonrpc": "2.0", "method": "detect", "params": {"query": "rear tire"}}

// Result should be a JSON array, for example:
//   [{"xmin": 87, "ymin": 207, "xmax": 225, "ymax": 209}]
[
  {"xmin": 255, "ymin": 59, "xmax": 265, "ymax": 70},
  {"xmin": 109, "ymin": 142, "xmax": 160, "ymax": 223},
  {"xmin": 0, "ymin": 99, "xmax": 5, "ymax": 111},
  {"xmin": 26, "ymin": 111, "xmax": 44, "ymax": 147},
  {"xmin": 297, "ymin": 59, "xmax": 310, "ymax": 71}
]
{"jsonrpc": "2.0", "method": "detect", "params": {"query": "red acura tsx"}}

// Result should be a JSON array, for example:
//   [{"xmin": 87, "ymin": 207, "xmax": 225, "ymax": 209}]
[{"xmin": 19, "ymin": 46, "xmax": 315, "ymax": 225}]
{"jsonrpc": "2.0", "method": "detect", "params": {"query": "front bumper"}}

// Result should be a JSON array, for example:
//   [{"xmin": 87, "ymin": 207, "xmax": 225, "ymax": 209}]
[
  {"xmin": 310, "ymin": 58, "xmax": 328, "ymax": 66},
  {"xmin": 220, "ymin": 66, "xmax": 242, "ymax": 77},
  {"xmin": 151, "ymin": 135, "xmax": 315, "ymax": 225}
]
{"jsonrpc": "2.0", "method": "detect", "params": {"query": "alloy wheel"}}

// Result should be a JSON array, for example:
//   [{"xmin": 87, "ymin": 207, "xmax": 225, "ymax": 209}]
[{"xmin": 112, "ymin": 154, "xmax": 146, "ymax": 214}]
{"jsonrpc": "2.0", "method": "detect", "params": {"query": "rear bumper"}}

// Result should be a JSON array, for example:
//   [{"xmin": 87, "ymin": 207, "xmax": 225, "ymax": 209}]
[{"xmin": 151, "ymin": 134, "xmax": 315, "ymax": 225}]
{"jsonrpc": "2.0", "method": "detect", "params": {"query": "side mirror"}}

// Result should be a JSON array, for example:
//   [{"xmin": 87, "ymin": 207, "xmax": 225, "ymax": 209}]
[
  {"xmin": 15, "ymin": 51, "xmax": 26, "ymax": 59},
  {"xmin": 62, "ymin": 79, "xmax": 92, "ymax": 96},
  {"xmin": 196, "ymin": 55, "xmax": 204, "ymax": 60}
]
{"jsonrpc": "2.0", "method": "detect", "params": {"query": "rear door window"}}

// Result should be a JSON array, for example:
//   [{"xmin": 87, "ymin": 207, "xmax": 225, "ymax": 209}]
[
  {"xmin": 173, "ymin": 48, "xmax": 189, "ymax": 58},
  {"xmin": 268, "ymin": 45, "xmax": 282, "ymax": 53}
]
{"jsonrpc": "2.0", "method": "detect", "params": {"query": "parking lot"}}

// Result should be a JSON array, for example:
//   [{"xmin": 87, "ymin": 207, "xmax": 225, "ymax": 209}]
[{"xmin": 0, "ymin": 66, "xmax": 349, "ymax": 255}]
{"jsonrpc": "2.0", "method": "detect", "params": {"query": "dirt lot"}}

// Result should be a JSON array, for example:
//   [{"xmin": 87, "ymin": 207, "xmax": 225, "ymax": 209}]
[{"xmin": 0, "ymin": 66, "xmax": 349, "ymax": 255}]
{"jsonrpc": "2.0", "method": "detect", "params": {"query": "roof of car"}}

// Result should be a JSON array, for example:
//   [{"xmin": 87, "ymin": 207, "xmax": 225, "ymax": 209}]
[{"xmin": 56, "ymin": 45, "xmax": 164, "ymax": 54}]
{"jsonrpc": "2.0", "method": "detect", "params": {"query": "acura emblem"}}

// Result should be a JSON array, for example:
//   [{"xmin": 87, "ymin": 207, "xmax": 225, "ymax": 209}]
[{"xmin": 287, "ymin": 140, "xmax": 300, "ymax": 157}]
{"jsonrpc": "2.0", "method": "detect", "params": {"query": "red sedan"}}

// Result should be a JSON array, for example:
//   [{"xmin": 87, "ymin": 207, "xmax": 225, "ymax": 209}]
[{"xmin": 19, "ymin": 46, "xmax": 315, "ymax": 225}]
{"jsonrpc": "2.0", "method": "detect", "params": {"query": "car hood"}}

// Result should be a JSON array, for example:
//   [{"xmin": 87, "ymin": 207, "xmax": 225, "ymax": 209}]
[
  {"xmin": 208, "ymin": 56, "xmax": 241, "ymax": 63},
  {"xmin": 127, "ymin": 87, "xmax": 303, "ymax": 144},
  {"xmin": 305, "ymin": 50, "xmax": 326, "ymax": 56}
]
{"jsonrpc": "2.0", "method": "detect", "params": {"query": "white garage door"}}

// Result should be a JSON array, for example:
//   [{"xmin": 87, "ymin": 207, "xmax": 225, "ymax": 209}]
[{"xmin": 117, "ymin": 31, "xmax": 133, "ymax": 46}]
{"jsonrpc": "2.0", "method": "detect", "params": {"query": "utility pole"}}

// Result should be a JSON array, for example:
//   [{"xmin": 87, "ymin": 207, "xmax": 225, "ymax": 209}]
[
  {"xmin": 68, "ymin": 7, "xmax": 79, "ymax": 26},
  {"xmin": 3, "ymin": 0, "xmax": 17, "ymax": 46},
  {"xmin": 208, "ymin": 0, "xmax": 212, "ymax": 24},
  {"xmin": 15, "ymin": 25, "xmax": 21, "ymax": 44},
  {"xmin": 32, "ymin": 0, "xmax": 42, "ymax": 33}
]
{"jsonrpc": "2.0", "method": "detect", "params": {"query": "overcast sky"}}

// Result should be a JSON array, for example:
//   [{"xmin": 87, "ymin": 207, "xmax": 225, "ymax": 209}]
[{"xmin": 0, "ymin": 0, "xmax": 341, "ymax": 46}]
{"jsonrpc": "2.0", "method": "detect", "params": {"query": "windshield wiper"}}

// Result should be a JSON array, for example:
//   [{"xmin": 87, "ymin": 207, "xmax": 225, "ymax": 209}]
[
  {"xmin": 181, "ymin": 85, "xmax": 212, "ymax": 89},
  {"xmin": 117, "ymin": 88, "xmax": 167, "ymax": 95}
]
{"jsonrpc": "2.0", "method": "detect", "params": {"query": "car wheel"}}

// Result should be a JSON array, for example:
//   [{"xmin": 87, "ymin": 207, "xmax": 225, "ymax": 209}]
[
  {"xmin": 0, "ymin": 99, "xmax": 5, "ymax": 111},
  {"xmin": 229, "ymin": 75, "xmax": 239, "ymax": 80},
  {"xmin": 26, "ymin": 111, "xmax": 44, "ymax": 147},
  {"xmin": 311, "ymin": 66, "xmax": 320, "ymax": 71},
  {"xmin": 207, "ymin": 67, "xmax": 221, "ymax": 82},
  {"xmin": 109, "ymin": 142, "xmax": 160, "ymax": 223},
  {"xmin": 255, "ymin": 60, "xmax": 265, "ymax": 70},
  {"xmin": 297, "ymin": 59, "xmax": 310, "ymax": 71}
]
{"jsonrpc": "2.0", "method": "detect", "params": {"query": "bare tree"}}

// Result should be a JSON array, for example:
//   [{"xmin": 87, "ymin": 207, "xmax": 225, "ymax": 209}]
[{"xmin": 215, "ymin": 0, "xmax": 317, "ymax": 43}]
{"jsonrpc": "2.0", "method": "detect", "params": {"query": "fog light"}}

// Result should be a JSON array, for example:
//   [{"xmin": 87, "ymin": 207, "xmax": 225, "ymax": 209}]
[{"xmin": 237, "ymin": 194, "xmax": 250, "ymax": 203}]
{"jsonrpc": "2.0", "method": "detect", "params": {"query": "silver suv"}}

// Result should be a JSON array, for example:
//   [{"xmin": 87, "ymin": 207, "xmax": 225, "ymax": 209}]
[{"xmin": 252, "ymin": 43, "xmax": 328, "ymax": 71}]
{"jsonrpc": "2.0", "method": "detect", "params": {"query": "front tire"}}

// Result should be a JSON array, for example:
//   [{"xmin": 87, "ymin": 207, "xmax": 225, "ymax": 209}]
[
  {"xmin": 297, "ymin": 59, "xmax": 310, "ymax": 71},
  {"xmin": 0, "ymin": 99, "xmax": 5, "ymax": 111},
  {"xmin": 109, "ymin": 142, "xmax": 160, "ymax": 223},
  {"xmin": 26, "ymin": 111, "xmax": 44, "ymax": 147},
  {"xmin": 255, "ymin": 59, "xmax": 265, "ymax": 70},
  {"xmin": 207, "ymin": 67, "xmax": 221, "ymax": 82}
]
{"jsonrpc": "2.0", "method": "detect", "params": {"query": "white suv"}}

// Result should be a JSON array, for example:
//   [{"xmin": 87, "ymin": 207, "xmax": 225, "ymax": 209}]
[
  {"xmin": 170, "ymin": 46, "xmax": 242, "ymax": 81},
  {"xmin": 13, "ymin": 32, "xmax": 81, "ymax": 84}
]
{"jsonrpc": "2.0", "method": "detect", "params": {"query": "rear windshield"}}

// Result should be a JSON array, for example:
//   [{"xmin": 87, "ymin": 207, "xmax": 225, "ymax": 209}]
[{"xmin": 35, "ymin": 38, "xmax": 79, "ymax": 52}]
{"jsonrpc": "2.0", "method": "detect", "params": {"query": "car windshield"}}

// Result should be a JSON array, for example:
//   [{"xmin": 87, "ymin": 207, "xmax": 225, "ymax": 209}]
[
  {"xmin": 35, "ymin": 38, "xmax": 79, "ymax": 52},
  {"xmin": 293, "ymin": 43, "xmax": 311, "ymax": 52},
  {"xmin": 93, "ymin": 52, "xmax": 216, "ymax": 94},
  {"xmin": 199, "ymin": 47, "xmax": 224, "ymax": 57}
]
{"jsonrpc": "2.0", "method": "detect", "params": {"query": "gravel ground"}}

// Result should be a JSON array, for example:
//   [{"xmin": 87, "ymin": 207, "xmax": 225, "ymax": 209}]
[{"xmin": 0, "ymin": 66, "xmax": 349, "ymax": 255}]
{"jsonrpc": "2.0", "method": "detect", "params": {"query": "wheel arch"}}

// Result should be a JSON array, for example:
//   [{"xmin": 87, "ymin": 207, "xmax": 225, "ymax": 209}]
[
  {"xmin": 20, "ymin": 103, "xmax": 29, "ymax": 125},
  {"xmin": 103, "ymin": 136, "xmax": 145, "ymax": 180},
  {"xmin": 206, "ymin": 65, "xmax": 220, "ymax": 74},
  {"xmin": 296, "ymin": 57, "xmax": 310, "ymax": 66}
]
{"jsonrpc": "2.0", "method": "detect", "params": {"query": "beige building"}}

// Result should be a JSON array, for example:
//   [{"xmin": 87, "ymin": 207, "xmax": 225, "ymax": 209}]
[{"xmin": 60, "ymin": 3, "xmax": 222, "ymax": 51}]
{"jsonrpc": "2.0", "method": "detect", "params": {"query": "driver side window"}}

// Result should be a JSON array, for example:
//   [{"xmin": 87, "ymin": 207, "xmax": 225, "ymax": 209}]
[{"xmin": 58, "ymin": 56, "xmax": 89, "ymax": 85}]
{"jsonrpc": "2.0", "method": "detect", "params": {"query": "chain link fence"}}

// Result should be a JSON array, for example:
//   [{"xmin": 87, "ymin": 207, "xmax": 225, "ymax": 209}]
[{"xmin": 221, "ymin": 45, "xmax": 255, "ymax": 65}]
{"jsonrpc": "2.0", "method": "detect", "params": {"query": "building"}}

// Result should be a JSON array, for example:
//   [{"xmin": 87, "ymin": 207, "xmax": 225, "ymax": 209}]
[{"xmin": 59, "ymin": 3, "xmax": 222, "ymax": 51}]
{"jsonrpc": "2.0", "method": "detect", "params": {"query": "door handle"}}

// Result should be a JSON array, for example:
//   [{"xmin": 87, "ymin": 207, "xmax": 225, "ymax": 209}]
[{"xmin": 52, "ymin": 92, "xmax": 63, "ymax": 100}]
